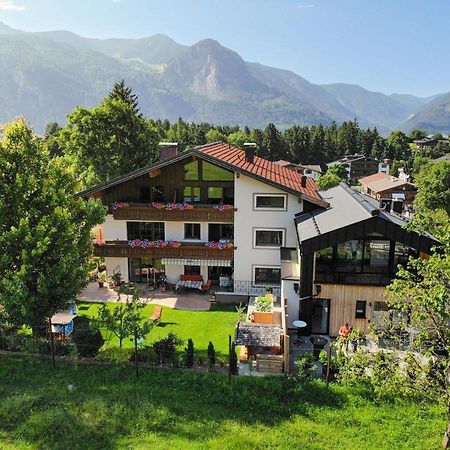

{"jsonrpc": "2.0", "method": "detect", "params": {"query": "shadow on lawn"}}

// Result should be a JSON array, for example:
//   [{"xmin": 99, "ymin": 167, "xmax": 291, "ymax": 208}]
[{"xmin": 0, "ymin": 354, "xmax": 349, "ymax": 450}]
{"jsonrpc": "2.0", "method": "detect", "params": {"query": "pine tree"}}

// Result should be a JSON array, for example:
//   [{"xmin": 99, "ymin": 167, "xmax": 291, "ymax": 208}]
[{"xmin": 109, "ymin": 80, "xmax": 140, "ymax": 114}]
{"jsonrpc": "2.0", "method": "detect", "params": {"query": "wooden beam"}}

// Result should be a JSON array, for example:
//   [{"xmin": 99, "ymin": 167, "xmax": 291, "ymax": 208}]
[{"xmin": 148, "ymin": 169, "xmax": 161, "ymax": 178}]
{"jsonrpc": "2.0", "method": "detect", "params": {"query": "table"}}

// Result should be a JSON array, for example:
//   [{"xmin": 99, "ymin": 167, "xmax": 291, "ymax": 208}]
[
  {"xmin": 175, "ymin": 279, "xmax": 203, "ymax": 292},
  {"xmin": 293, "ymin": 320, "xmax": 307, "ymax": 345}
]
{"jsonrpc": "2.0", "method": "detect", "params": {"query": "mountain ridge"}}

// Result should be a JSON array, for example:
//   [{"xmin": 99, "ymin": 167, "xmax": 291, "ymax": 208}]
[{"xmin": 0, "ymin": 21, "xmax": 447, "ymax": 133}]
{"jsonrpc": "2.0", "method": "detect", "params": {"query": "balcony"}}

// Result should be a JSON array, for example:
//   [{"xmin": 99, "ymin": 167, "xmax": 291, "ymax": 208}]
[
  {"xmin": 315, "ymin": 271, "xmax": 393, "ymax": 286},
  {"xmin": 110, "ymin": 202, "xmax": 235, "ymax": 223},
  {"xmin": 94, "ymin": 240, "xmax": 235, "ymax": 259}
]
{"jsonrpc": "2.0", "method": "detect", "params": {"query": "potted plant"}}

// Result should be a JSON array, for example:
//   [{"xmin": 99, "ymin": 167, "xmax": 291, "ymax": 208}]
[
  {"xmin": 98, "ymin": 273, "xmax": 107, "ymax": 288},
  {"xmin": 111, "ymin": 272, "xmax": 122, "ymax": 287},
  {"xmin": 319, "ymin": 348, "xmax": 339, "ymax": 380}
]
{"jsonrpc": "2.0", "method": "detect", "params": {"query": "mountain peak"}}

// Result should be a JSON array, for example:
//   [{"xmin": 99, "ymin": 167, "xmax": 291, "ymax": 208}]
[{"xmin": 0, "ymin": 21, "xmax": 20, "ymax": 34}]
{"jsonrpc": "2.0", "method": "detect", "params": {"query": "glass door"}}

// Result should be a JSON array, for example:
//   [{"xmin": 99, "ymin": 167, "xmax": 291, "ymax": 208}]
[{"xmin": 311, "ymin": 299, "xmax": 330, "ymax": 335}]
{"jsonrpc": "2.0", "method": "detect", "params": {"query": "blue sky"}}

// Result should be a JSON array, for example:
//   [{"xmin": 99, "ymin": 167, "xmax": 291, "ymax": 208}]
[{"xmin": 0, "ymin": 0, "xmax": 448, "ymax": 97}]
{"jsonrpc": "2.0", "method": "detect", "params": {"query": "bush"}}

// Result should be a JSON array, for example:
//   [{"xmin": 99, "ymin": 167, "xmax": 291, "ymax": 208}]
[
  {"xmin": 152, "ymin": 333, "xmax": 183, "ymax": 365},
  {"xmin": 207, "ymin": 341, "xmax": 216, "ymax": 371},
  {"xmin": 185, "ymin": 338, "xmax": 194, "ymax": 368},
  {"xmin": 71, "ymin": 317, "xmax": 104, "ymax": 358},
  {"xmin": 229, "ymin": 342, "xmax": 238, "ymax": 375},
  {"xmin": 96, "ymin": 347, "xmax": 132, "ymax": 364},
  {"xmin": 255, "ymin": 297, "xmax": 273, "ymax": 312},
  {"xmin": 294, "ymin": 353, "xmax": 316, "ymax": 383},
  {"xmin": 131, "ymin": 346, "xmax": 158, "ymax": 364}
]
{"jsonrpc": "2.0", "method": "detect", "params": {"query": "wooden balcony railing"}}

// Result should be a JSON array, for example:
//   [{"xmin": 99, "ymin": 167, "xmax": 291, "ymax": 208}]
[
  {"xmin": 111, "ymin": 203, "xmax": 235, "ymax": 222},
  {"xmin": 315, "ymin": 271, "xmax": 393, "ymax": 286},
  {"xmin": 94, "ymin": 241, "xmax": 235, "ymax": 259}
]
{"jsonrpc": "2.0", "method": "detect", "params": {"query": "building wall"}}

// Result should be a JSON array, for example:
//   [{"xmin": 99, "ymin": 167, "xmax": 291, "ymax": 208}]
[
  {"xmin": 104, "ymin": 256, "xmax": 129, "ymax": 282},
  {"xmin": 281, "ymin": 279, "xmax": 299, "ymax": 328},
  {"xmin": 103, "ymin": 214, "xmax": 127, "ymax": 240},
  {"xmin": 234, "ymin": 173, "xmax": 302, "ymax": 282},
  {"xmin": 317, "ymin": 284, "xmax": 385, "ymax": 336}
]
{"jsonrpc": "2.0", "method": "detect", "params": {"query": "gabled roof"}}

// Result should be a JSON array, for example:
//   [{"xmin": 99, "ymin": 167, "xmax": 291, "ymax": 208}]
[
  {"xmin": 77, "ymin": 142, "xmax": 327, "ymax": 207},
  {"xmin": 433, "ymin": 153, "xmax": 450, "ymax": 163},
  {"xmin": 295, "ymin": 183, "xmax": 439, "ymax": 252},
  {"xmin": 359, "ymin": 173, "xmax": 415, "ymax": 192},
  {"xmin": 235, "ymin": 322, "xmax": 281, "ymax": 347}
]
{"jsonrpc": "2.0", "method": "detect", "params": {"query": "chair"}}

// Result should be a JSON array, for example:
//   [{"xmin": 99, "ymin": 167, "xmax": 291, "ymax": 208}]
[
  {"xmin": 202, "ymin": 279, "xmax": 212, "ymax": 294},
  {"xmin": 150, "ymin": 306, "xmax": 162, "ymax": 323}
]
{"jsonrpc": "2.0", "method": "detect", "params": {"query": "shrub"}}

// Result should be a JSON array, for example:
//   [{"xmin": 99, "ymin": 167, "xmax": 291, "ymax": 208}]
[
  {"xmin": 96, "ymin": 347, "xmax": 132, "ymax": 364},
  {"xmin": 229, "ymin": 342, "xmax": 238, "ymax": 375},
  {"xmin": 71, "ymin": 317, "xmax": 104, "ymax": 358},
  {"xmin": 131, "ymin": 346, "xmax": 158, "ymax": 364},
  {"xmin": 185, "ymin": 338, "xmax": 194, "ymax": 368},
  {"xmin": 294, "ymin": 353, "xmax": 316, "ymax": 383},
  {"xmin": 152, "ymin": 333, "xmax": 183, "ymax": 365},
  {"xmin": 255, "ymin": 296, "xmax": 273, "ymax": 312},
  {"xmin": 207, "ymin": 341, "xmax": 216, "ymax": 371}
]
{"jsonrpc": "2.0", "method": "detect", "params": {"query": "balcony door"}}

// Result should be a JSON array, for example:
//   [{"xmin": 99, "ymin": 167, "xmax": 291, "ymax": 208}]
[
  {"xmin": 129, "ymin": 258, "xmax": 164, "ymax": 283},
  {"xmin": 311, "ymin": 299, "xmax": 330, "ymax": 335}
]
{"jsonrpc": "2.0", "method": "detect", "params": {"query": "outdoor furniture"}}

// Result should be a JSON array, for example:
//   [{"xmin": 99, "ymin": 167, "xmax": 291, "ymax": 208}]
[
  {"xmin": 292, "ymin": 320, "xmax": 307, "ymax": 345},
  {"xmin": 202, "ymin": 279, "xmax": 212, "ymax": 293},
  {"xmin": 175, "ymin": 274, "xmax": 204, "ymax": 292},
  {"xmin": 150, "ymin": 306, "xmax": 162, "ymax": 322}
]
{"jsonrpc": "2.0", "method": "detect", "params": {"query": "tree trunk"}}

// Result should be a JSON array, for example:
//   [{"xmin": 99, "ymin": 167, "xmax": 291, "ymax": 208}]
[
  {"xmin": 32, "ymin": 326, "xmax": 40, "ymax": 345},
  {"xmin": 134, "ymin": 329, "xmax": 139, "ymax": 378}
]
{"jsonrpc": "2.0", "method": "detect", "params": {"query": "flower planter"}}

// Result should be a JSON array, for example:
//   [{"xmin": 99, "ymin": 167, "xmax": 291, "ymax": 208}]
[{"xmin": 253, "ymin": 311, "xmax": 274, "ymax": 324}]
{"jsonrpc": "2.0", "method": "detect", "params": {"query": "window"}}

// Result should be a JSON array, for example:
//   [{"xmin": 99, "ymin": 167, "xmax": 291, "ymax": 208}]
[
  {"xmin": 152, "ymin": 185, "xmax": 164, "ymax": 202},
  {"xmin": 127, "ymin": 222, "xmax": 165, "ymax": 241},
  {"xmin": 184, "ymin": 223, "xmax": 201, "ymax": 240},
  {"xmin": 184, "ymin": 186, "xmax": 201, "ymax": 203},
  {"xmin": 355, "ymin": 300, "xmax": 367, "ymax": 319},
  {"xmin": 208, "ymin": 224, "xmax": 234, "ymax": 241},
  {"xmin": 254, "ymin": 229, "xmax": 284, "ymax": 248},
  {"xmin": 254, "ymin": 194, "xmax": 286, "ymax": 210},
  {"xmin": 207, "ymin": 187, "xmax": 223, "ymax": 204},
  {"xmin": 202, "ymin": 161, "xmax": 234, "ymax": 181},
  {"xmin": 184, "ymin": 265, "xmax": 201, "ymax": 275},
  {"xmin": 254, "ymin": 266, "xmax": 281, "ymax": 285},
  {"xmin": 139, "ymin": 186, "xmax": 151, "ymax": 203},
  {"xmin": 184, "ymin": 160, "xmax": 199, "ymax": 180}
]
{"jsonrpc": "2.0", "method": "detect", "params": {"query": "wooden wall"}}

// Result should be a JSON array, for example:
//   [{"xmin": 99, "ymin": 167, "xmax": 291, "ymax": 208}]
[{"xmin": 317, "ymin": 284, "xmax": 386, "ymax": 336}]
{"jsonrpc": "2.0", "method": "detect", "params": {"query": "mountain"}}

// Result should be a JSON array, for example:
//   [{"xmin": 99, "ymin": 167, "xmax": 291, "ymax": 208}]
[
  {"xmin": 321, "ymin": 83, "xmax": 430, "ymax": 132},
  {"xmin": 399, "ymin": 93, "xmax": 450, "ymax": 132},
  {"xmin": 0, "ymin": 21, "xmax": 445, "ymax": 133}
]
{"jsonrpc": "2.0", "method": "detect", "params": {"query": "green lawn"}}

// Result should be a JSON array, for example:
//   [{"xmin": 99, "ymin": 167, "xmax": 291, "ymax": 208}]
[
  {"xmin": 0, "ymin": 354, "xmax": 445, "ymax": 450},
  {"xmin": 77, "ymin": 301, "xmax": 237, "ymax": 355}
]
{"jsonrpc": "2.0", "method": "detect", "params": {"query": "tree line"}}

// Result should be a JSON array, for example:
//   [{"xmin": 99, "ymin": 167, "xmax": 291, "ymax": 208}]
[{"xmin": 43, "ymin": 80, "xmax": 449, "ymax": 188}]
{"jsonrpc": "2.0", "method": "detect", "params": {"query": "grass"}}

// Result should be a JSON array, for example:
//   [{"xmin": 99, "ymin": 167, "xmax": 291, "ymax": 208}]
[
  {"xmin": 77, "ymin": 301, "xmax": 237, "ymax": 355},
  {"xmin": 0, "ymin": 353, "xmax": 445, "ymax": 450}
]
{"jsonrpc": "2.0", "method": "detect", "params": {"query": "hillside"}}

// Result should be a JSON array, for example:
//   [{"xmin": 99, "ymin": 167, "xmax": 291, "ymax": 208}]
[
  {"xmin": 0, "ymin": 21, "xmax": 446, "ymax": 133},
  {"xmin": 399, "ymin": 92, "xmax": 450, "ymax": 132}
]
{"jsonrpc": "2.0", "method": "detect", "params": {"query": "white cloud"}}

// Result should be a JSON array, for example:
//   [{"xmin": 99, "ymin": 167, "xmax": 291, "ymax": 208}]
[
  {"xmin": 0, "ymin": 0, "xmax": 25, "ymax": 11},
  {"xmin": 297, "ymin": 4, "xmax": 315, "ymax": 9}
]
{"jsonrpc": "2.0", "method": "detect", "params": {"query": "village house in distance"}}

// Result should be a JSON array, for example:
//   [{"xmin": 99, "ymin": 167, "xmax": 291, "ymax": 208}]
[{"xmin": 78, "ymin": 142, "xmax": 438, "ymax": 338}]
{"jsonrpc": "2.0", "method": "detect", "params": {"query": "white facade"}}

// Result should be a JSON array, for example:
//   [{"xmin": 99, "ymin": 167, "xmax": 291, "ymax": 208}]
[{"xmin": 233, "ymin": 173, "xmax": 303, "ymax": 284}]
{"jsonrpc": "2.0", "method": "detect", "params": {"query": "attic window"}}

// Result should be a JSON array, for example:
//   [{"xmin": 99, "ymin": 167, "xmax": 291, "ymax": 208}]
[{"xmin": 184, "ymin": 160, "xmax": 199, "ymax": 181}]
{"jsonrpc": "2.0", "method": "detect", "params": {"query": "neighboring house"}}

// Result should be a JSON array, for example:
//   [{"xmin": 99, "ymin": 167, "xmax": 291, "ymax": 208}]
[
  {"xmin": 328, "ymin": 154, "xmax": 381, "ymax": 183},
  {"xmin": 359, "ymin": 171, "xmax": 417, "ymax": 211},
  {"xmin": 432, "ymin": 153, "xmax": 450, "ymax": 163},
  {"xmin": 275, "ymin": 160, "xmax": 323, "ymax": 181},
  {"xmin": 284, "ymin": 183, "xmax": 439, "ymax": 336},
  {"xmin": 414, "ymin": 137, "xmax": 438, "ymax": 149},
  {"xmin": 78, "ymin": 142, "xmax": 327, "ymax": 290}
]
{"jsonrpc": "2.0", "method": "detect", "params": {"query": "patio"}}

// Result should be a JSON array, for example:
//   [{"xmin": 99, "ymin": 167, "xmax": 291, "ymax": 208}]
[{"xmin": 78, "ymin": 282, "xmax": 211, "ymax": 311}]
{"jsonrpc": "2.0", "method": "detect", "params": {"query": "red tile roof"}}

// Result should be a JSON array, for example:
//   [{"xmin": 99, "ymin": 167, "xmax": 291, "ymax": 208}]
[{"xmin": 196, "ymin": 142, "xmax": 325, "ymax": 205}]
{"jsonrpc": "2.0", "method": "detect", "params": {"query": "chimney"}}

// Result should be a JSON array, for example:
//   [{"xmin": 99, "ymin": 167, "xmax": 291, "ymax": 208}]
[
  {"xmin": 300, "ymin": 175, "xmax": 307, "ymax": 188},
  {"xmin": 159, "ymin": 142, "xmax": 178, "ymax": 161},
  {"xmin": 243, "ymin": 142, "xmax": 257, "ymax": 163}
]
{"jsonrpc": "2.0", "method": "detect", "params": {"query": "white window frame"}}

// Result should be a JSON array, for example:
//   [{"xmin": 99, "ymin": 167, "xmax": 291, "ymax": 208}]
[
  {"xmin": 253, "ymin": 265, "xmax": 282, "ymax": 286},
  {"xmin": 253, "ymin": 193, "xmax": 287, "ymax": 211},
  {"xmin": 253, "ymin": 228, "xmax": 285, "ymax": 249}
]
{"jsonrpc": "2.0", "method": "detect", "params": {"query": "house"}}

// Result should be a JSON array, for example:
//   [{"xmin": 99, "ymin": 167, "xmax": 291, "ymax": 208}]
[
  {"xmin": 282, "ymin": 183, "xmax": 439, "ymax": 337},
  {"xmin": 275, "ymin": 160, "xmax": 323, "ymax": 181},
  {"xmin": 414, "ymin": 137, "xmax": 438, "ymax": 149},
  {"xmin": 359, "ymin": 171, "xmax": 417, "ymax": 211},
  {"xmin": 78, "ymin": 142, "xmax": 327, "ymax": 291},
  {"xmin": 432, "ymin": 153, "xmax": 450, "ymax": 163},
  {"xmin": 328, "ymin": 154, "xmax": 381, "ymax": 183}
]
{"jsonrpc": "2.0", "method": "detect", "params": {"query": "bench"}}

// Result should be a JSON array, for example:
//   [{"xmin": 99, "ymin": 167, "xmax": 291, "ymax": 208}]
[{"xmin": 150, "ymin": 306, "xmax": 162, "ymax": 322}]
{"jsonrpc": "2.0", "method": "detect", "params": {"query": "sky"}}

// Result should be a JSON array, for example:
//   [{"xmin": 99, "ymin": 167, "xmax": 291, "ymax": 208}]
[{"xmin": 0, "ymin": 0, "xmax": 449, "ymax": 97}]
